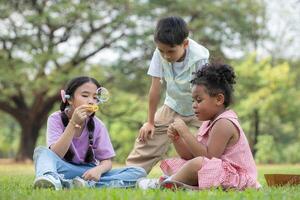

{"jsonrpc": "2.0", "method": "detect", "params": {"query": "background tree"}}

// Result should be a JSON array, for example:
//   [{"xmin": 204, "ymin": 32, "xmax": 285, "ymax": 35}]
[{"xmin": 0, "ymin": 0, "xmax": 151, "ymax": 161}]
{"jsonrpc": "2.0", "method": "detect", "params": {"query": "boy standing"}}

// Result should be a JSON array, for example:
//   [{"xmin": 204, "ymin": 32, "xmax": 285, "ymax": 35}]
[{"xmin": 126, "ymin": 16, "xmax": 209, "ymax": 173}]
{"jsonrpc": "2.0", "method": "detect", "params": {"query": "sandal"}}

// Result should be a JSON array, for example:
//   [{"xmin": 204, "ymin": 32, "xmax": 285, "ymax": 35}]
[{"xmin": 160, "ymin": 179, "xmax": 199, "ymax": 191}]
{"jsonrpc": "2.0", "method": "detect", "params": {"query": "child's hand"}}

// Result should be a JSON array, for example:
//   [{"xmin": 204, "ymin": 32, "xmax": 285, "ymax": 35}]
[
  {"xmin": 138, "ymin": 122, "xmax": 155, "ymax": 142},
  {"xmin": 171, "ymin": 118, "xmax": 189, "ymax": 137},
  {"xmin": 82, "ymin": 166, "xmax": 102, "ymax": 181},
  {"xmin": 70, "ymin": 105, "xmax": 90, "ymax": 125},
  {"xmin": 167, "ymin": 124, "xmax": 180, "ymax": 142}
]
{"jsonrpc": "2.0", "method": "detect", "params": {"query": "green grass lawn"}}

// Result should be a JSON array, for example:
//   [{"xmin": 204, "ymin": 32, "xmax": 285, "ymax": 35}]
[{"xmin": 1, "ymin": 163, "xmax": 300, "ymax": 200}]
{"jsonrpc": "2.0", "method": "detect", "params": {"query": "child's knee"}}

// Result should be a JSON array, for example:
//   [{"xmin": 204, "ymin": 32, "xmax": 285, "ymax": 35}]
[
  {"xmin": 33, "ymin": 146, "xmax": 51, "ymax": 161},
  {"xmin": 126, "ymin": 166, "xmax": 147, "ymax": 178},
  {"xmin": 187, "ymin": 157, "xmax": 203, "ymax": 172},
  {"xmin": 133, "ymin": 166, "xmax": 147, "ymax": 177}
]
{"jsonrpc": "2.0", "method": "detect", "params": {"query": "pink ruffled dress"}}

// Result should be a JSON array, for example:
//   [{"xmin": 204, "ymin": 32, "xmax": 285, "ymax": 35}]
[{"xmin": 160, "ymin": 110, "xmax": 261, "ymax": 190}]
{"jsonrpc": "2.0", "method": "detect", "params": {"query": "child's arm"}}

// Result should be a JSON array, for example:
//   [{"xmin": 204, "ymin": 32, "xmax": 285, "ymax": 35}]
[
  {"xmin": 179, "ymin": 119, "xmax": 237, "ymax": 159},
  {"xmin": 172, "ymin": 139, "xmax": 194, "ymax": 160},
  {"xmin": 50, "ymin": 105, "xmax": 89, "ymax": 158},
  {"xmin": 82, "ymin": 159, "xmax": 112, "ymax": 181},
  {"xmin": 138, "ymin": 77, "xmax": 161, "ymax": 142}
]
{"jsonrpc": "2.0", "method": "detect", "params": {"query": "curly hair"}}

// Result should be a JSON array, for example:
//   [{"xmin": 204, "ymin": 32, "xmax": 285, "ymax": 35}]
[{"xmin": 191, "ymin": 63, "xmax": 236, "ymax": 107}]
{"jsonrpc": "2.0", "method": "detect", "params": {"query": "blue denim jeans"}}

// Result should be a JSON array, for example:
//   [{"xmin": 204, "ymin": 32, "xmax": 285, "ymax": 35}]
[{"xmin": 33, "ymin": 146, "xmax": 146, "ymax": 188}]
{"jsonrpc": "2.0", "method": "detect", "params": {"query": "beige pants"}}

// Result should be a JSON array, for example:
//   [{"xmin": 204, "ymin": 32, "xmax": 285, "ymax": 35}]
[{"xmin": 126, "ymin": 105, "xmax": 201, "ymax": 174}]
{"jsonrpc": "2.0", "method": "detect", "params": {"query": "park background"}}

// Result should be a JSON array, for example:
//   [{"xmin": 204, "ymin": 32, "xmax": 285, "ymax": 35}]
[{"xmin": 0, "ymin": 0, "xmax": 300, "ymax": 199}]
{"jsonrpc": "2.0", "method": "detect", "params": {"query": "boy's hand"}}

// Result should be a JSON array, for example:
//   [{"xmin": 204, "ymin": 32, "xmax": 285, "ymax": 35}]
[
  {"xmin": 138, "ymin": 122, "xmax": 155, "ymax": 142},
  {"xmin": 171, "ymin": 118, "xmax": 189, "ymax": 137},
  {"xmin": 82, "ymin": 166, "xmax": 102, "ymax": 181}
]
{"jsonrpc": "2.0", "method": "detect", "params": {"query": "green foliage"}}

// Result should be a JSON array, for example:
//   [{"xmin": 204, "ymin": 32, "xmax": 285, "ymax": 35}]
[
  {"xmin": 233, "ymin": 55, "xmax": 300, "ymax": 163},
  {"xmin": 284, "ymin": 142, "xmax": 300, "ymax": 164},
  {"xmin": 0, "ymin": 112, "xmax": 20, "ymax": 157},
  {"xmin": 97, "ymin": 89, "xmax": 148, "ymax": 163},
  {"xmin": 255, "ymin": 135, "xmax": 280, "ymax": 164}
]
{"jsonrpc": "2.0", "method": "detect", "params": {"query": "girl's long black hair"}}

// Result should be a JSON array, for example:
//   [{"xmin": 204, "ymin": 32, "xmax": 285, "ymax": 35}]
[{"xmin": 60, "ymin": 76, "xmax": 101, "ymax": 163}]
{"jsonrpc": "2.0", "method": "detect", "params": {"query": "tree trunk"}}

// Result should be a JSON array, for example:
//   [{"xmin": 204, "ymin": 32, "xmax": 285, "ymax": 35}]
[
  {"xmin": 15, "ymin": 118, "xmax": 44, "ymax": 162},
  {"xmin": 10, "ymin": 92, "xmax": 60, "ymax": 161}
]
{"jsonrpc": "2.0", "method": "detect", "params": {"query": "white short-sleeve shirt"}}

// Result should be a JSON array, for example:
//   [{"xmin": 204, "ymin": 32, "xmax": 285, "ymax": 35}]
[{"xmin": 147, "ymin": 48, "xmax": 207, "ymax": 78}]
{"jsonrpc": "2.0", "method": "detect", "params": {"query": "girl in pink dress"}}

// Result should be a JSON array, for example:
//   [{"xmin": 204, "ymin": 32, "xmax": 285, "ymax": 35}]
[{"xmin": 159, "ymin": 63, "xmax": 261, "ymax": 190}]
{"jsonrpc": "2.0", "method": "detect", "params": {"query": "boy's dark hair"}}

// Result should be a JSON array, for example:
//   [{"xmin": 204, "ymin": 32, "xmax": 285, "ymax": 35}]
[
  {"xmin": 191, "ymin": 63, "xmax": 236, "ymax": 107},
  {"xmin": 60, "ymin": 76, "xmax": 101, "ymax": 163},
  {"xmin": 154, "ymin": 16, "xmax": 189, "ymax": 46}
]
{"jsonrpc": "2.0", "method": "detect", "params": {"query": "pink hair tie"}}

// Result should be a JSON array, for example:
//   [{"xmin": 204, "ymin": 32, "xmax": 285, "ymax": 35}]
[{"xmin": 60, "ymin": 90, "xmax": 70, "ymax": 103}]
